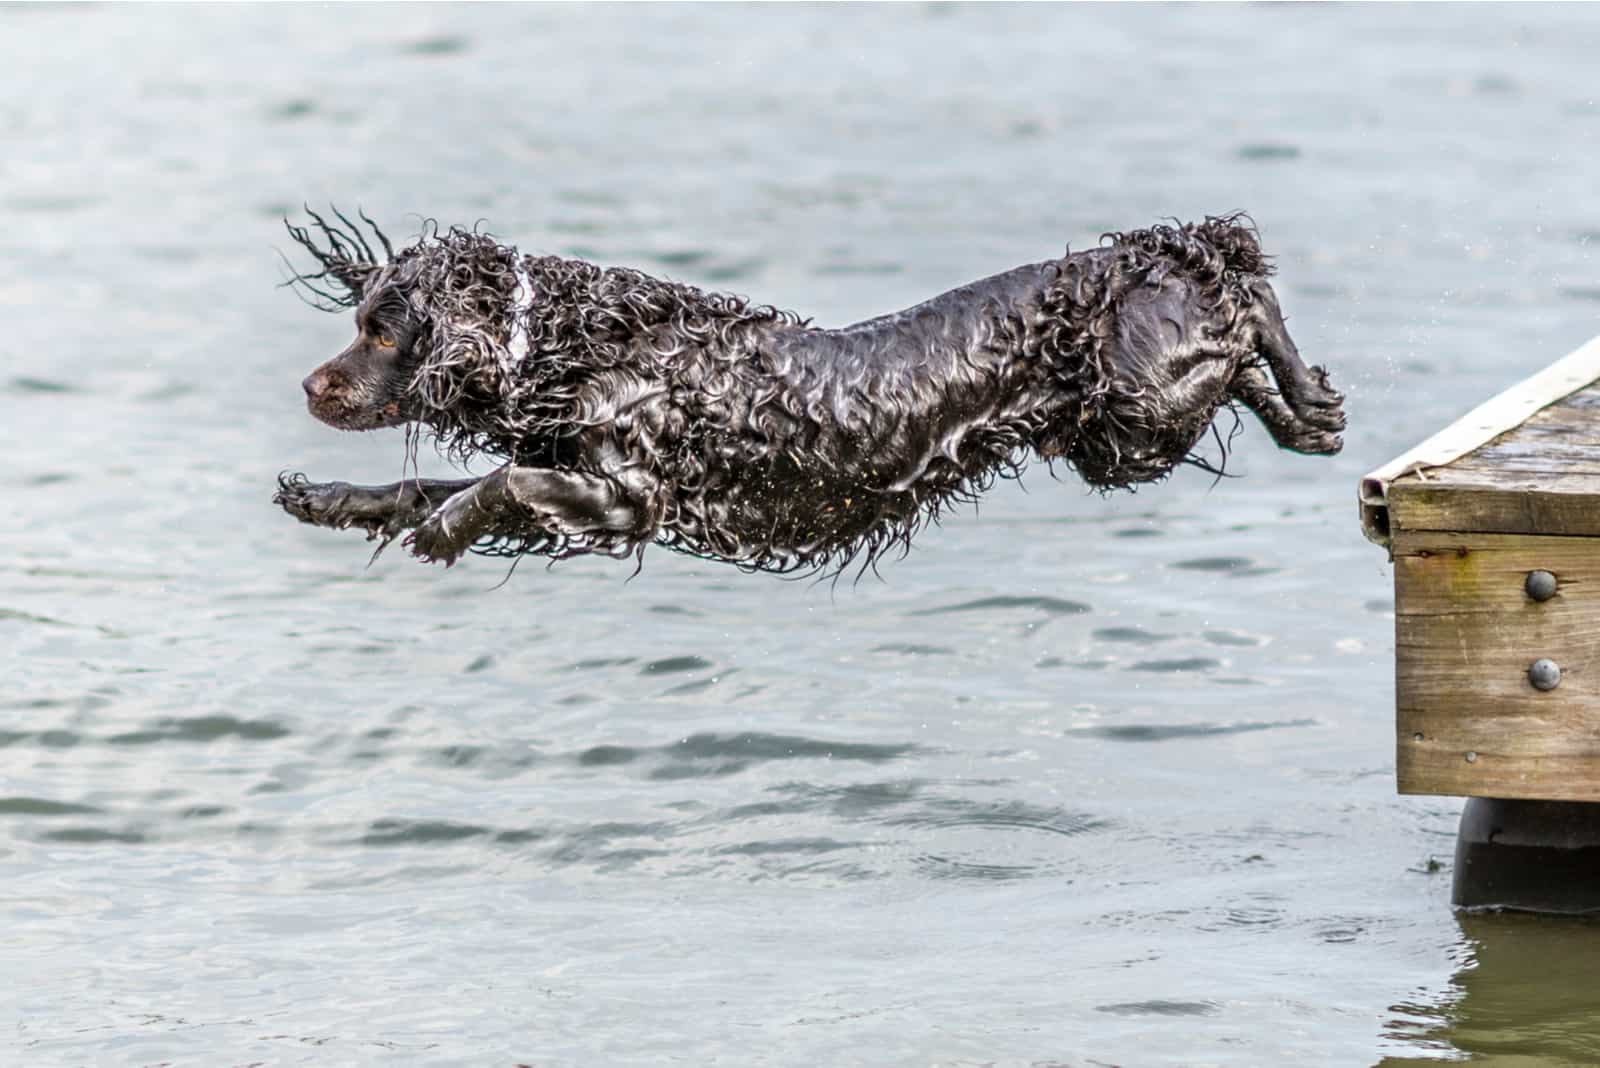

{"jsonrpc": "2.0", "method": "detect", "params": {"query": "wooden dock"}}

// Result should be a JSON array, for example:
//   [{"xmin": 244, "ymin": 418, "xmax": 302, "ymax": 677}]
[{"xmin": 1363, "ymin": 335, "xmax": 1600, "ymax": 910}]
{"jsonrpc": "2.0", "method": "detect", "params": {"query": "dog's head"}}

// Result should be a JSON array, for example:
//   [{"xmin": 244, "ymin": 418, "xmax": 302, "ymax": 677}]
[
  {"xmin": 283, "ymin": 209, "xmax": 428, "ymax": 431},
  {"xmin": 284, "ymin": 213, "xmax": 534, "ymax": 454},
  {"xmin": 297, "ymin": 269, "xmax": 427, "ymax": 431}
]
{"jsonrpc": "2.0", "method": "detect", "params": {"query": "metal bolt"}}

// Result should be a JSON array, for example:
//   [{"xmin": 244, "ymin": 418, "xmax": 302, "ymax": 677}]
[
  {"xmin": 1465, "ymin": 751, "xmax": 1478, "ymax": 764},
  {"xmin": 1529, "ymin": 658, "xmax": 1562, "ymax": 691},
  {"xmin": 1413, "ymin": 732, "xmax": 1425, "ymax": 742},
  {"xmin": 1526, "ymin": 570, "xmax": 1559, "ymax": 602}
]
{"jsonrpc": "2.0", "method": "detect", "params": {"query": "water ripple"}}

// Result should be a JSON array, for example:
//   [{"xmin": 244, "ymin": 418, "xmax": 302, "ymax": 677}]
[
  {"xmin": 38, "ymin": 827, "xmax": 146, "ymax": 845},
  {"xmin": 1097, "ymin": 1000, "xmax": 1221, "ymax": 1017},
  {"xmin": 107, "ymin": 715, "xmax": 290, "ymax": 745},
  {"xmin": 1129, "ymin": 657, "xmax": 1220, "ymax": 673},
  {"xmin": 639, "ymin": 655, "xmax": 713, "ymax": 675},
  {"xmin": 577, "ymin": 732, "xmax": 919, "ymax": 779},
  {"xmin": 1170, "ymin": 556, "xmax": 1256, "ymax": 573},
  {"xmin": 914, "ymin": 594, "xmax": 1090, "ymax": 616},
  {"xmin": 401, "ymin": 34, "xmax": 470, "ymax": 56},
  {"xmin": 359, "ymin": 820, "xmax": 491, "ymax": 846},
  {"xmin": 892, "ymin": 801, "xmax": 1111, "ymax": 882},
  {"xmin": 1071, "ymin": 719, "xmax": 1315, "ymax": 742},
  {"xmin": 0, "ymin": 797, "xmax": 103, "ymax": 816},
  {"xmin": 1093, "ymin": 625, "xmax": 1174, "ymax": 645}
]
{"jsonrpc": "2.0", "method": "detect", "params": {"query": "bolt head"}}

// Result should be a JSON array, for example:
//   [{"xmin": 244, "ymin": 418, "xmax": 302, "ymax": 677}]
[
  {"xmin": 1529, "ymin": 658, "xmax": 1562, "ymax": 691},
  {"xmin": 1526, "ymin": 570, "xmax": 1558, "ymax": 602}
]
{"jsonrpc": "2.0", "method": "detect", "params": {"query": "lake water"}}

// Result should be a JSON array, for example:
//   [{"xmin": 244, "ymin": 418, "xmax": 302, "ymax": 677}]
[{"xmin": 5, "ymin": 4, "xmax": 1600, "ymax": 1065}]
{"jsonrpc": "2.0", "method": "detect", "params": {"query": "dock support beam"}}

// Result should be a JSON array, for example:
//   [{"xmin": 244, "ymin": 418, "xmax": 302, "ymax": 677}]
[{"xmin": 1454, "ymin": 797, "xmax": 1600, "ymax": 913}]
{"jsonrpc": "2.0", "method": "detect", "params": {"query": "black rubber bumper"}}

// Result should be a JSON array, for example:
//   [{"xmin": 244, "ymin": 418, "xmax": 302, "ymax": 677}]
[{"xmin": 1454, "ymin": 797, "xmax": 1600, "ymax": 913}]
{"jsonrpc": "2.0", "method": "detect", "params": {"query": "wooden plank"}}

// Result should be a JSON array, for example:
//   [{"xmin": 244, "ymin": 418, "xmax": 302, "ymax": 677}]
[
  {"xmin": 1397, "ymin": 398, "xmax": 1600, "ymax": 482},
  {"xmin": 1392, "ymin": 531, "xmax": 1599, "ymax": 614},
  {"xmin": 1381, "ymin": 402, "xmax": 1600, "ymax": 481},
  {"xmin": 1447, "ymin": 459, "xmax": 1600, "ymax": 478},
  {"xmin": 1393, "ymin": 531, "xmax": 1600, "ymax": 800},
  {"xmin": 1387, "ymin": 475, "xmax": 1600, "ymax": 538},
  {"xmin": 1466, "ymin": 439, "xmax": 1600, "ymax": 473},
  {"xmin": 1555, "ymin": 387, "xmax": 1600, "ymax": 411},
  {"xmin": 1360, "ymin": 333, "xmax": 1600, "ymax": 546},
  {"xmin": 1441, "ymin": 398, "xmax": 1600, "ymax": 477},
  {"xmin": 1513, "ymin": 400, "xmax": 1600, "ymax": 431}
]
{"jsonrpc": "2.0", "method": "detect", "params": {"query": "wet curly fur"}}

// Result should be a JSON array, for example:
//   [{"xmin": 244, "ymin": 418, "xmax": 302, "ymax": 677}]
[{"xmin": 275, "ymin": 209, "xmax": 1345, "ymax": 575}]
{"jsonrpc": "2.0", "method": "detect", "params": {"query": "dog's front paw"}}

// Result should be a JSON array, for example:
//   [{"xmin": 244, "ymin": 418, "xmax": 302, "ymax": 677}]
[
  {"xmin": 273, "ymin": 473, "xmax": 394, "ymax": 540},
  {"xmin": 275, "ymin": 473, "xmax": 354, "ymax": 528}
]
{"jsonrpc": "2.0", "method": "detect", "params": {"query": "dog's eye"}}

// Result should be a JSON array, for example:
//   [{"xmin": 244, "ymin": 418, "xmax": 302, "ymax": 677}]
[{"xmin": 376, "ymin": 334, "xmax": 397, "ymax": 348}]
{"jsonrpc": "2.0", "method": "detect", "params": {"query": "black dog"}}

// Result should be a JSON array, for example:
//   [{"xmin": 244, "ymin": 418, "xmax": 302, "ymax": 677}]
[{"xmin": 274, "ymin": 211, "xmax": 1344, "ymax": 574}]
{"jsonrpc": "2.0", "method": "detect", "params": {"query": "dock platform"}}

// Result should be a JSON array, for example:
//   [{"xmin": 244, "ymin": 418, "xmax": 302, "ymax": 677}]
[{"xmin": 1363, "ymin": 335, "xmax": 1600, "ymax": 910}]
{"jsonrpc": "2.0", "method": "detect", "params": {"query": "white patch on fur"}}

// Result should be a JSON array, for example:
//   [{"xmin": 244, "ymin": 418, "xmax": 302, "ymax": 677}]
[{"xmin": 506, "ymin": 258, "xmax": 535, "ymax": 366}]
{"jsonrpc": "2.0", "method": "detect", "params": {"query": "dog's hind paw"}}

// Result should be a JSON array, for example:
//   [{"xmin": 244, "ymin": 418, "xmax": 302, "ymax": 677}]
[
  {"xmin": 403, "ymin": 486, "xmax": 486, "ymax": 567},
  {"xmin": 405, "ymin": 513, "xmax": 468, "ymax": 566},
  {"xmin": 1284, "ymin": 427, "xmax": 1343, "ymax": 456},
  {"xmin": 1297, "ymin": 366, "xmax": 1347, "ymax": 431}
]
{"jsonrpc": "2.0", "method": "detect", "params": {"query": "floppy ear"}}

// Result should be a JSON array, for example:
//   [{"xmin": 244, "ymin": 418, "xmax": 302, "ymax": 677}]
[{"xmin": 280, "ymin": 207, "xmax": 394, "ymax": 311}]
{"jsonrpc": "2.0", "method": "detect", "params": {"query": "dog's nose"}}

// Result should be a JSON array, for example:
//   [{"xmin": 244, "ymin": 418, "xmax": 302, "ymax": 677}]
[{"xmin": 302, "ymin": 371, "xmax": 328, "ymax": 399}]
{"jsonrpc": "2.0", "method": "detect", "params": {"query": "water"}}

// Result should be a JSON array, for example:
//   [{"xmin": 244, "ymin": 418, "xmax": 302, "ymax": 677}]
[{"xmin": 4, "ymin": 4, "xmax": 1599, "ymax": 1064}]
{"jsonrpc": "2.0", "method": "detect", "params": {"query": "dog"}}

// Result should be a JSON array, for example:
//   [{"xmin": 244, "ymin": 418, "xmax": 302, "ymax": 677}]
[{"xmin": 274, "ymin": 210, "xmax": 1344, "ymax": 575}]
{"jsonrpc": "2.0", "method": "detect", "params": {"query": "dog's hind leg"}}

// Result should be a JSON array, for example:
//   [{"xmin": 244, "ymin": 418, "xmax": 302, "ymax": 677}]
[
  {"xmin": 275, "ymin": 474, "xmax": 479, "ymax": 540},
  {"xmin": 405, "ymin": 465, "xmax": 655, "ymax": 566},
  {"xmin": 1229, "ymin": 364, "xmax": 1342, "ymax": 455},
  {"xmin": 1247, "ymin": 282, "xmax": 1345, "ymax": 434}
]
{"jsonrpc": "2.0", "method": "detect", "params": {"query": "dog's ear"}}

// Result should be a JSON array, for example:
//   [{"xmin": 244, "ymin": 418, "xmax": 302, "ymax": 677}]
[{"xmin": 281, "ymin": 207, "xmax": 393, "ymax": 311}]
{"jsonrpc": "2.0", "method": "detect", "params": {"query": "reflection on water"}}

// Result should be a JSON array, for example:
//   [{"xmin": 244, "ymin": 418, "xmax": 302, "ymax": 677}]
[{"xmin": 1381, "ymin": 913, "xmax": 1600, "ymax": 1067}]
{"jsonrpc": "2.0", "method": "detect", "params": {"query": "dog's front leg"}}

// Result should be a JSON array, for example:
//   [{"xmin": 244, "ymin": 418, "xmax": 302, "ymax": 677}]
[
  {"xmin": 405, "ymin": 465, "xmax": 650, "ymax": 566},
  {"xmin": 275, "ymin": 474, "xmax": 481, "ymax": 540}
]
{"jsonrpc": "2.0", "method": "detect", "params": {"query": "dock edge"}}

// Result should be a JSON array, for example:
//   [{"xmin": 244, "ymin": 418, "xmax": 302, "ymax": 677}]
[{"xmin": 1359, "ymin": 333, "xmax": 1600, "ymax": 548}]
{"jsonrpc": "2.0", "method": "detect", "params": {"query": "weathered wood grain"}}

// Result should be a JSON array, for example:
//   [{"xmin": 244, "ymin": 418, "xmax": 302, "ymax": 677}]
[
  {"xmin": 1388, "ymin": 474, "xmax": 1600, "ymax": 539},
  {"xmin": 1394, "ymin": 531, "xmax": 1600, "ymax": 799}
]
